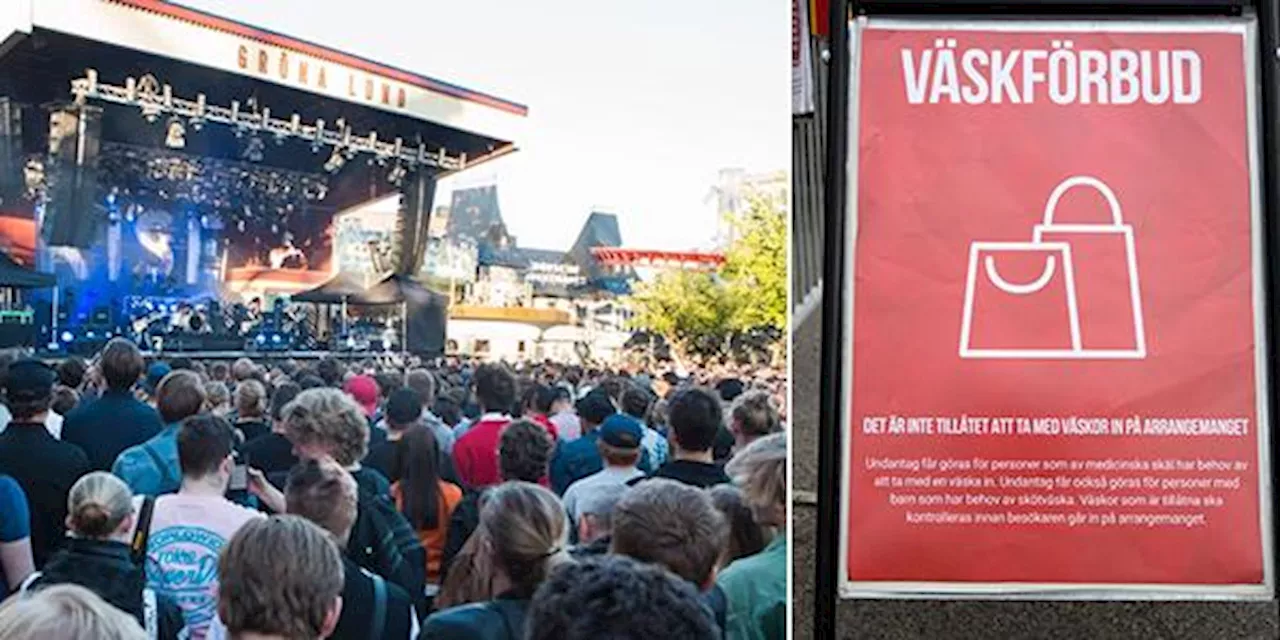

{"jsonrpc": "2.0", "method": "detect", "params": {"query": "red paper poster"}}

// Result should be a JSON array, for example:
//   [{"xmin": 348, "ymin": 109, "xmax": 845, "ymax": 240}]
[{"xmin": 844, "ymin": 19, "xmax": 1271, "ymax": 596}]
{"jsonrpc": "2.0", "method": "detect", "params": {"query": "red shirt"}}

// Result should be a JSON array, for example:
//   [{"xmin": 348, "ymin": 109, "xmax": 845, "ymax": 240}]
[
  {"xmin": 451, "ymin": 414, "xmax": 512, "ymax": 489},
  {"xmin": 529, "ymin": 413, "xmax": 560, "ymax": 441}
]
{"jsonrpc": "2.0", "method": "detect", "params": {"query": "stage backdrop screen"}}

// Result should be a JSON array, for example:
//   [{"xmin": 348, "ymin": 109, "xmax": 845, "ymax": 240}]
[{"xmin": 841, "ymin": 18, "xmax": 1271, "ymax": 599}]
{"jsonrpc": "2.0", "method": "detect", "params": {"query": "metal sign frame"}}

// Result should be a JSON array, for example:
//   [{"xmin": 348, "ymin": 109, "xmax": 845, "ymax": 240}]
[{"xmin": 814, "ymin": 0, "xmax": 1280, "ymax": 635}]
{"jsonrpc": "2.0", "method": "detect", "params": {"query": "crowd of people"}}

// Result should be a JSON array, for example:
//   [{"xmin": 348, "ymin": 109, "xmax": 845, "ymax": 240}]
[{"xmin": 0, "ymin": 339, "xmax": 788, "ymax": 639}]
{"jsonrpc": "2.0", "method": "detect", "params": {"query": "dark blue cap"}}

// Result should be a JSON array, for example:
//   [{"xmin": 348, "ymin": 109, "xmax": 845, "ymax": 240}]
[{"xmin": 599, "ymin": 414, "xmax": 643, "ymax": 450}]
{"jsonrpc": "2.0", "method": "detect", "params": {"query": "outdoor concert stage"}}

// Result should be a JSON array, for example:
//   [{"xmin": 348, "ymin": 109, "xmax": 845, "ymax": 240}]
[{"xmin": 0, "ymin": 0, "xmax": 525, "ymax": 356}]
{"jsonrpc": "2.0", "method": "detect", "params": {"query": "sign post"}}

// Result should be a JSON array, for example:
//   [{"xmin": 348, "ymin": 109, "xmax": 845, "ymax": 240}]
[{"xmin": 830, "ymin": 15, "xmax": 1275, "ymax": 602}]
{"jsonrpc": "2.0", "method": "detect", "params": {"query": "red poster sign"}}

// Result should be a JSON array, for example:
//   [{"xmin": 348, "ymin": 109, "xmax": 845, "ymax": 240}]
[{"xmin": 845, "ymin": 20, "xmax": 1270, "ymax": 596}]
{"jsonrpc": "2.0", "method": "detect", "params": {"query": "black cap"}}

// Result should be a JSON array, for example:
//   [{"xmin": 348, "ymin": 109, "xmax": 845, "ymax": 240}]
[
  {"xmin": 5, "ymin": 358, "xmax": 55, "ymax": 401},
  {"xmin": 386, "ymin": 388, "xmax": 423, "ymax": 426}
]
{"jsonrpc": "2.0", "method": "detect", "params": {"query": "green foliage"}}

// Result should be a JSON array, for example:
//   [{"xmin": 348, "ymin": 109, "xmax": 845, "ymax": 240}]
[{"xmin": 626, "ymin": 194, "xmax": 786, "ymax": 360}]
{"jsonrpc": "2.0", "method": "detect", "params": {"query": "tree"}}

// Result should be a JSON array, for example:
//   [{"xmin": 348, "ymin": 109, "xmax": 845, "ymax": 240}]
[
  {"xmin": 626, "ymin": 193, "xmax": 786, "ymax": 362},
  {"xmin": 721, "ymin": 194, "xmax": 786, "ymax": 332}
]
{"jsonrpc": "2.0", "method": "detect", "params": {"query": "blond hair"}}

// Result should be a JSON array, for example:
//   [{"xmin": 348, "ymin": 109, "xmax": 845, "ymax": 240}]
[
  {"xmin": 481, "ymin": 481, "xmax": 570, "ymax": 598},
  {"xmin": 281, "ymin": 388, "xmax": 370, "ymax": 466},
  {"xmin": 66, "ymin": 472, "xmax": 133, "ymax": 539},
  {"xmin": 0, "ymin": 583, "xmax": 145, "ymax": 640},
  {"xmin": 726, "ymin": 432, "xmax": 786, "ymax": 526},
  {"xmin": 235, "ymin": 379, "xmax": 267, "ymax": 418}
]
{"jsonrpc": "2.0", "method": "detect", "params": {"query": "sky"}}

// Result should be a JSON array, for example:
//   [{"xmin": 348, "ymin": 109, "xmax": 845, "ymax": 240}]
[{"xmin": 182, "ymin": 0, "xmax": 789, "ymax": 253}]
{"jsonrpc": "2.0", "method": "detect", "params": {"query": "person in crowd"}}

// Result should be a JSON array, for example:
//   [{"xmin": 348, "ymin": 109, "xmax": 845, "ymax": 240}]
[
  {"xmin": 407, "ymin": 369, "xmax": 455, "ymax": 455},
  {"xmin": 62, "ymin": 339, "xmax": 164, "ymax": 471},
  {"xmin": 518, "ymin": 384, "xmax": 560, "ymax": 440},
  {"xmin": 441, "ymin": 419, "xmax": 553, "ymax": 579},
  {"xmin": 548, "ymin": 389, "xmax": 614, "ymax": 495},
  {"xmin": 138, "ymin": 362, "xmax": 171, "ymax": 407},
  {"xmin": 647, "ymin": 387, "xmax": 731, "ymax": 488},
  {"xmin": 230, "ymin": 358, "xmax": 257, "ymax": 384},
  {"xmin": 364, "ymin": 388, "xmax": 420, "ymax": 482},
  {"xmin": 0, "ymin": 359, "xmax": 90, "ymax": 567},
  {"xmin": 240, "ymin": 381, "xmax": 300, "ymax": 478},
  {"xmin": 112, "ymin": 370, "xmax": 207, "ymax": 497},
  {"xmin": 208, "ymin": 362, "xmax": 229, "ymax": 385},
  {"xmin": 343, "ymin": 374, "xmax": 382, "ymax": 425},
  {"xmin": 708, "ymin": 484, "xmax": 767, "ymax": 567},
  {"xmin": 561, "ymin": 414, "xmax": 645, "ymax": 538},
  {"xmin": 432, "ymin": 394, "xmax": 462, "ymax": 430},
  {"xmin": 298, "ymin": 374, "xmax": 327, "ymax": 390},
  {"xmin": 56, "ymin": 357, "xmax": 88, "ymax": 390},
  {"xmin": 231, "ymin": 380, "xmax": 270, "ymax": 443},
  {"xmin": 544, "ymin": 385, "xmax": 578, "ymax": 442},
  {"xmin": 620, "ymin": 382, "xmax": 668, "ymax": 468},
  {"xmin": 258, "ymin": 387, "xmax": 427, "ymax": 617},
  {"xmin": 712, "ymin": 378, "xmax": 744, "ymax": 462},
  {"xmin": 167, "ymin": 358, "xmax": 194, "ymax": 373},
  {"xmin": 0, "ymin": 583, "xmax": 148, "ymax": 640},
  {"xmin": 450, "ymin": 363, "xmax": 517, "ymax": 489},
  {"xmin": 391, "ymin": 425, "xmax": 462, "ymax": 589},
  {"xmin": 317, "ymin": 357, "xmax": 345, "ymax": 388},
  {"xmin": 611, "ymin": 478, "xmax": 730, "ymax": 632},
  {"xmin": 214, "ymin": 516, "xmax": 344, "ymax": 640},
  {"xmin": 0, "ymin": 473, "xmax": 34, "ymax": 594},
  {"xmin": 728, "ymin": 390, "xmax": 781, "ymax": 453},
  {"xmin": 137, "ymin": 414, "xmax": 263, "ymax": 638},
  {"xmin": 421, "ymin": 481, "xmax": 570, "ymax": 638},
  {"xmin": 51, "ymin": 385, "xmax": 80, "ymax": 417},
  {"xmin": 280, "ymin": 459, "xmax": 418, "ymax": 639},
  {"xmin": 716, "ymin": 433, "xmax": 787, "ymax": 640},
  {"xmin": 0, "ymin": 350, "xmax": 64, "ymax": 438},
  {"xmin": 525, "ymin": 555, "xmax": 719, "ymax": 640},
  {"xmin": 204, "ymin": 381, "xmax": 231, "ymax": 418},
  {"xmin": 19, "ymin": 472, "xmax": 185, "ymax": 639}
]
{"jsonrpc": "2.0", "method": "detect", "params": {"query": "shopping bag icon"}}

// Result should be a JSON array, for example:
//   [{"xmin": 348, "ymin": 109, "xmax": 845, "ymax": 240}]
[{"xmin": 959, "ymin": 176, "xmax": 1145, "ymax": 360}]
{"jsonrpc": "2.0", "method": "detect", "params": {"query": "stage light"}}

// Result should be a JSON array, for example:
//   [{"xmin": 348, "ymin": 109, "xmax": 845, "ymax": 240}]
[
  {"xmin": 387, "ymin": 163, "xmax": 406, "ymax": 186},
  {"xmin": 86, "ymin": 331, "xmax": 96, "ymax": 339},
  {"xmin": 242, "ymin": 135, "xmax": 265, "ymax": 162},
  {"xmin": 323, "ymin": 147, "xmax": 345, "ymax": 173},
  {"xmin": 165, "ymin": 117, "xmax": 186, "ymax": 149},
  {"xmin": 60, "ymin": 331, "xmax": 73, "ymax": 343},
  {"xmin": 271, "ymin": 334, "xmax": 282, "ymax": 344},
  {"xmin": 255, "ymin": 334, "xmax": 267, "ymax": 345}
]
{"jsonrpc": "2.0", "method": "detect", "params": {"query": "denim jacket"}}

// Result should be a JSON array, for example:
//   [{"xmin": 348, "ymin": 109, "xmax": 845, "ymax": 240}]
[{"xmin": 112, "ymin": 424, "xmax": 182, "ymax": 496}]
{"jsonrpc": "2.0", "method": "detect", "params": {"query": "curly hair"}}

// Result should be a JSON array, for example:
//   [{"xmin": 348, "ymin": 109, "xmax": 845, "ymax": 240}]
[
  {"xmin": 526, "ymin": 555, "xmax": 717, "ymax": 640},
  {"xmin": 499, "ymin": 420, "xmax": 553, "ymax": 483},
  {"xmin": 281, "ymin": 388, "xmax": 370, "ymax": 466}
]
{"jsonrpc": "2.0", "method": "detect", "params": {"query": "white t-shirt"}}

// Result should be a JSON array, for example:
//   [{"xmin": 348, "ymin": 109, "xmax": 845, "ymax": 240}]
[
  {"xmin": 0, "ymin": 406, "xmax": 63, "ymax": 439},
  {"xmin": 133, "ymin": 493, "xmax": 263, "ymax": 640},
  {"xmin": 562, "ymin": 465, "xmax": 645, "ymax": 524}
]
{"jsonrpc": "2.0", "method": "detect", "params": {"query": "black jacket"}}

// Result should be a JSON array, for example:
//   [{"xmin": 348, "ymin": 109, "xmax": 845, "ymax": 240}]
[
  {"xmin": 419, "ymin": 596, "xmax": 527, "ymax": 640},
  {"xmin": 29, "ymin": 538, "xmax": 186, "ymax": 639},
  {"xmin": 439, "ymin": 489, "xmax": 482, "ymax": 582},
  {"xmin": 0, "ymin": 422, "xmax": 90, "ymax": 566},
  {"xmin": 61, "ymin": 390, "xmax": 163, "ymax": 471},
  {"xmin": 348, "ymin": 467, "xmax": 429, "ymax": 619},
  {"xmin": 331, "ymin": 557, "xmax": 417, "ymax": 639}
]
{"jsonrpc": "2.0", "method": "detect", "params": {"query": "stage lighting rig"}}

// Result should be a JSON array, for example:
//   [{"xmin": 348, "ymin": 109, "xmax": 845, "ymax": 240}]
[
  {"xmin": 164, "ymin": 117, "xmax": 185, "ymax": 149},
  {"xmin": 71, "ymin": 69, "xmax": 465, "ymax": 172},
  {"xmin": 323, "ymin": 147, "xmax": 345, "ymax": 173}
]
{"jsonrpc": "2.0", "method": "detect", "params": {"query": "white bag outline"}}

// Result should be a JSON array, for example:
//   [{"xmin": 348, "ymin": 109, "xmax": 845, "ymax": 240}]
[{"xmin": 959, "ymin": 175, "xmax": 1146, "ymax": 360}]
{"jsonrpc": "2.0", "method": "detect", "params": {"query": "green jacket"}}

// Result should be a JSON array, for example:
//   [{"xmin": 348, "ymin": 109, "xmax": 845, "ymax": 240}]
[{"xmin": 717, "ymin": 534, "xmax": 787, "ymax": 640}]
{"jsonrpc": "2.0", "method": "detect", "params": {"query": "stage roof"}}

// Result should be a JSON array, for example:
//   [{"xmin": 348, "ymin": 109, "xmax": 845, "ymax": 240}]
[{"xmin": 0, "ymin": 0, "xmax": 526, "ymax": 173}]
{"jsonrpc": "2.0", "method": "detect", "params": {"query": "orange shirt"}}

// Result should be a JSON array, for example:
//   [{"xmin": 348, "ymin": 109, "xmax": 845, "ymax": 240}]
[{"xmin": 391, "ymin": 479, "xmax": 464, "ymax": 584}]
